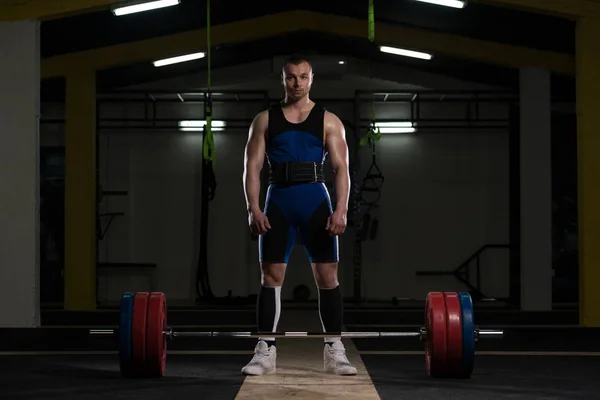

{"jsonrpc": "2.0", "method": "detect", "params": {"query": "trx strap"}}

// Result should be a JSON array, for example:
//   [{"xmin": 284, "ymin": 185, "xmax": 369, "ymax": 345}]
[
  {"xmin": 360, "ymin": 0, "xmax": 384, "ymax": 206},
  {"xmin": 203, "ymin": 0, "xmax": 215, "ymax": 164},
  {"xmin": 359, "ymin": 120, "xmax": 384, "ymax": 205},
  {"xmin": 197, "ymin": 0, "xmax": 217, "ymax": 301},
  {"xmin": 358, "ymin": 0, "xmax": 385, "ymax": 209},
  {"xmin": 353, "ymin": 0, "xmax": 378, "ymax": 305},
  {"xmin": 368, "ymin": 0, "xmax": 375, "ymax": 42}
]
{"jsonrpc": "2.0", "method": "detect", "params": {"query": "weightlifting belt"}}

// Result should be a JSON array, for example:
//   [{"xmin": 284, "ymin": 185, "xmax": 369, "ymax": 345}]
[{"xmin": 268, "ymin": 162, "xmax": 325, "ymax": 184}]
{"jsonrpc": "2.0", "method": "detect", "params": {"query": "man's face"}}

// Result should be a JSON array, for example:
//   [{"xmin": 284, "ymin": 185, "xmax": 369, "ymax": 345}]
[{"xmin": 282, "ymin": 61, "xmax": 313, "ymax": 101}]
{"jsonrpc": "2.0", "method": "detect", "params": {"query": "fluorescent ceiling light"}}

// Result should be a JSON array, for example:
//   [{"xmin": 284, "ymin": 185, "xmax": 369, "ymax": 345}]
[
  {"xmin": 179, "ymin": 120, "xmax": 226, "ymax": 128},
  {"xmin": 414, "ymin": 0, "xmax": 466, "ymax": 8},
  {"xmin": 153, "ymin": 52, "xmax": 205, "ymax": 67},
  {"xmin": 380, "ymin": 45, "xmax": 433, "ymax": 60},
  {"xmin": 375, "ymin": 122, "xmax": 416, "ymax": 134},
  {"xmin": 179, "ymin": 120, "xmax": 226, "ymax": 131},
  {"xmin": 379, "ymin": 127, "xmax": 416, "ymax": 134},
  {"xmin": 375, "ymin": 122, "xmax": 413, "ymax": 128},
  {"xmin": 180, "ymin": 127, "xmax": 226, "ymax": 132},
  {"xmin": 112, "ymin": 0, "xmax": 181, "ymax": 16}
]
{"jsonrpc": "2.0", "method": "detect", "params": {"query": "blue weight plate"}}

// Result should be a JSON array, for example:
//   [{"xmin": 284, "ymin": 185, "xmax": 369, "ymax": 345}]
[
  {"xmin": 458, "ymin": 292, "xmax": 475, "ymax": 378},
  {"xmin": 119, "ymin": 292, "xmax": 135, "ymax": 377}
]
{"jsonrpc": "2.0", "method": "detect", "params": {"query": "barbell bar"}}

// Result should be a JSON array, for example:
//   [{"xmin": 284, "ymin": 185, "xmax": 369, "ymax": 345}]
[
  {"xmin": 107, "ymin": 291, "xmax": 502, "ymax": 379},
  {"xmin": 89, "ymin": 327, "xmax": 503, "ymax": 340}
]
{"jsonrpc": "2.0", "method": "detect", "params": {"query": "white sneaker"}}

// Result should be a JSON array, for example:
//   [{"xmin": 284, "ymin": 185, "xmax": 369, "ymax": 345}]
[
  {"xmin": 241, "ymin": 340, "xmax": 277, "ymax": 375},
  {"xmin": 324, "ymin": 341, "xmax": 357, "ymax": 375}
]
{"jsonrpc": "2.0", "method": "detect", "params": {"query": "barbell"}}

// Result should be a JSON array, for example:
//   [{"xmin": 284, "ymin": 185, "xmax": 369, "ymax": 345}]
[{"xmin": 91, "ymin": 291, "xmax": 503, "ymax": 379}]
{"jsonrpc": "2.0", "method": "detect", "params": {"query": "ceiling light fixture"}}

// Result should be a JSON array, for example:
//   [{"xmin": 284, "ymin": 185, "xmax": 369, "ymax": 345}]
[
  {"xmin": 112, "ymin": 0, "xmax": 181, "ymax": 16},
  {"xmin": 179, "ymin": 120, "xmax": 226, "ymax": 131},
  {"xmin": 379, "ymin": 45, "xmax": 433, "ymax": 60},
  {"xmin": 153, "ymin": 52, "xmax": 205, "ymax": 67},
  {"xmin": 375, "ymin": 122, "xmax": 417, "ymax": 134},
  {"xmin": 414, "ymin": 0, "xmax": 466, "ymax": 9}
]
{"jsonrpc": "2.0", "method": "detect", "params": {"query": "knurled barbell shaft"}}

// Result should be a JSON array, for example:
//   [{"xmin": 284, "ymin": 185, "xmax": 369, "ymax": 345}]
[
  {"xmin": 88, "ymin": 328, "xmax": 503, "ymax": 339},
  {"xmin": 169, "ymin": 331, "xmax": 423, "ymax": 338},
  {"xmin": 90, "ymin": 329, "xmax": 117, "ymax": 335},
  {"xmin": 88, "ymin": 329, "xmax": 422, "ymax": 338}
]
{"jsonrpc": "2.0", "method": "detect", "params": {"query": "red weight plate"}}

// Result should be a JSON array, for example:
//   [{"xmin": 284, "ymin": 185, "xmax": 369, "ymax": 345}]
[
  {"xmin": 146, "ymin": 292, "xmax": 168, "ymax": 378},
  {"xmin": 425, "ymin": 292, "xmax": 448, "ymax": 378},
  {"xmin": 443, "ymin": 292, "xmax": 463, "ymax": 378},
  {"xmin": 132, "ymin": 292, "xmax": 149, "ymax": 377}
]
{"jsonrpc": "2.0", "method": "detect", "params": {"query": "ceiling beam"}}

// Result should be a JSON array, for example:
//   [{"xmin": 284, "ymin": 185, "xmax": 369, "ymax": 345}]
[
  {"xmin": 41, "ymin": 12, "xmax": 297, "ymax": 78},
  {"xmin": 310, "ymin": 11, "xmax": 573, "ymax": 74},
  {"xmin": 473, "ymin": 0, "xmax": 600, "ymax": 18},
  {"xmin": 0, "ymin": 0, "xmax": 124, "ymax": 22},
  {"xmin": 40, "ymin": 10, "xmax": 574, "ymax": 79},
  {"xmin": 123, "ymin": 57, "xmax": 501, "ymax": 92},
  {"xmin": 345, "ymin": 57, "xmax": 504, "ymax": 91}
]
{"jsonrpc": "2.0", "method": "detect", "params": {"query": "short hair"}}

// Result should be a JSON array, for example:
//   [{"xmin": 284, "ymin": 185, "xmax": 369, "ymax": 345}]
[{"xmin": 281, "ymin": 54, "xmax": 313, "ymax": 74}]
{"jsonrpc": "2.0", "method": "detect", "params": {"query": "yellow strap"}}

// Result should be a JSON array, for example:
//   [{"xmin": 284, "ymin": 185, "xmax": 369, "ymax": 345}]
[{"xmin": 368, "ymin": 0, "xmax": 375, "ymax": 42}]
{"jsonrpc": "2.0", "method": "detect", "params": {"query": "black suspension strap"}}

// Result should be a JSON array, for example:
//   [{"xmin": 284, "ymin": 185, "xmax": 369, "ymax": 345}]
[
  {"xmin": 352, "ymin": 0, "xmax": 381, "ymax": 304},
  {"xmin": 196, "ymin": 0, "xmax": 217, "ymax": 302},
  {"xmin": 358, "ymin": 2, "xmax": 385, "ymax": 239},
  {"xmin": 359, "ymin": 120, "xmax": 384, "ymax": 204}
]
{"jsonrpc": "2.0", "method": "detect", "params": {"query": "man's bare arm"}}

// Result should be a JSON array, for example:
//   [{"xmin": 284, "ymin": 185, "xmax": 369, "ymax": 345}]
[
  {"xmin": 243, "ymin": 111, "xmax": 268, "ymax": 212},
  {"xmin": 325, "ymin": 111, "xmax": 350, "ymax": 214}
]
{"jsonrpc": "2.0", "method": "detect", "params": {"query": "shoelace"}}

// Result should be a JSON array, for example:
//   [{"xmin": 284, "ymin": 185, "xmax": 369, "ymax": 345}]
[
  {"xmin": 252, "ymin": 349, "xmax": 270, "ymax": 361},
  {"xmin": 328, "ymin": 348, "xmax": 352, "ymax": 365},
  {"xmin": 329, "ymin": 348, "xmax": 348, "ymax": 359}
]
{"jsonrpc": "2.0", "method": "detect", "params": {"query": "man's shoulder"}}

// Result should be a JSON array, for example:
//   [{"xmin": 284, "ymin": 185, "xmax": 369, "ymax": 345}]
[
  {"xmin": 253, "ymin": 108, "xmax": 270, "ymax": 122},
  {"xmin": 255, "ymin": 103, "xmax": 280, "ymax": 119},
  {"xmin": 250, "ymin": 109, "xmax": 271, "ymax": 133},
  {"xmin": 323, "ymin": 108, "xmax": 338, "ymax": 117},
  {"xmin": 323, "ymin": 109, "xmax": 342, "ymax": 125}
]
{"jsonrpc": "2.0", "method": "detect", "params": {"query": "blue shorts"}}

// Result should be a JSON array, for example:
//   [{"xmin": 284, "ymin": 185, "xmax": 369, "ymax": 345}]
[{"xmin": 258, "ymin": 182, "xmax": 339, "ymax": 264}]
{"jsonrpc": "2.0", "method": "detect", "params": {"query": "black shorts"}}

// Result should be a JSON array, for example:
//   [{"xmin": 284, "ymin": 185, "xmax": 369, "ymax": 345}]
[{"xmin": 259, "ymin": 182, "xmax": 338, "ymax": 264}]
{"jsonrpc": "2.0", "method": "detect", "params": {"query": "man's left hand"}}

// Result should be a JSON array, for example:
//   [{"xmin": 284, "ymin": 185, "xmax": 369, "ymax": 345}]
[{"xmin": 326, "ymin": 209, "xmax": 347, "ymax": 237}]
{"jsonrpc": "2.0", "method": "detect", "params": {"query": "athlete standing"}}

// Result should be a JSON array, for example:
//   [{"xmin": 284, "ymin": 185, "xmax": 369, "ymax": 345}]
[{"xmin": 241, "ymin": 55, "xmax": 356, "ymax": 376}]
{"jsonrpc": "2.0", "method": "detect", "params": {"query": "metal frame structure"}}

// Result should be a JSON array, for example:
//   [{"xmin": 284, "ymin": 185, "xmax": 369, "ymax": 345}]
[
  {"xmin": 39, "ymin": 89, "xmax": 517, "ymax": 131},
  {"xmin": 39, "ymin": 88, "xmax": 519, "ymax": 306}
]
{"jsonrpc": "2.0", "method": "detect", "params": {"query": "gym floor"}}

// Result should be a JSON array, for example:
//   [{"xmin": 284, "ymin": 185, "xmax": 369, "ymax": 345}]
[
  {"xmin": 2, "ymin": 353, "xmax": 599, "ymax": 399},
  {"xmin": 2, "ymin": 308, "xmax": 599, "ymax": 400}
]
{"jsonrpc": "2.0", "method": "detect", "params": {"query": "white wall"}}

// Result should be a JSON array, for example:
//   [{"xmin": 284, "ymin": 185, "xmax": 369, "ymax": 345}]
[
  {"xmin": 358, "ymin": 130, "xmax": 509, "ymax": 302},
  {"xmin": 40, "ymin": 58, "xmax": 512, "ymax": 303}
]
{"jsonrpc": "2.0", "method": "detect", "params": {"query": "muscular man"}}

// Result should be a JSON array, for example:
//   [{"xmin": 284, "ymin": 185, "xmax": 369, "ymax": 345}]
[{"xmin": 241, "ymin": 55, "xmax": 357, "ymax": 376}]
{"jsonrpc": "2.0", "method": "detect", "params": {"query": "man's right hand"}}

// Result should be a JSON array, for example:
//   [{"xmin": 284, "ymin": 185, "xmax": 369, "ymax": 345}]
[{"xmin": 248, "ymin": 208, "xmax": 271, "ymax": 235}]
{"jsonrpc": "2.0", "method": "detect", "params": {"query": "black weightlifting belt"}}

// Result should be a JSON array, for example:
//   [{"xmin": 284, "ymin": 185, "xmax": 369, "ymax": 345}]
[{"xmin": 269, "ymin": 162, "xmax": 325, "ymax": 184}]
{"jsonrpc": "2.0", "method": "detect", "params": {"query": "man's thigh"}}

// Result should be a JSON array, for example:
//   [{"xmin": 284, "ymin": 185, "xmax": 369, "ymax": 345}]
[
  {"xmin": 299, "ymin": 199, "xmax": 339, "ymax": 263},
  {"xmin": 260, "ymin": 200, "xmax": 296, "ymax": 264}
]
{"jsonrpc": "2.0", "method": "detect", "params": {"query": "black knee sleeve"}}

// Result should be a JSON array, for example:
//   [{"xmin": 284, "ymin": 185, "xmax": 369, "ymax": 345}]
[
  {"xmin": 318, "ymin": 285, "xmax": 343, "ymax": 342},
  {"xmin": 256, "ymin": 285, "xmax": 281, "ymax": 345}
]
